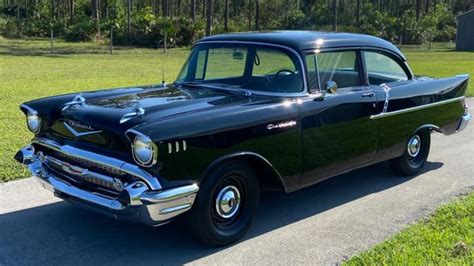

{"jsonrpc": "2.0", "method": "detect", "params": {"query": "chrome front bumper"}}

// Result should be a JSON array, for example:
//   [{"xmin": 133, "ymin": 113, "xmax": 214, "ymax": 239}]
[{"xmin": 17, "ymin": 144, "xmax": 199, "ymax": 226}]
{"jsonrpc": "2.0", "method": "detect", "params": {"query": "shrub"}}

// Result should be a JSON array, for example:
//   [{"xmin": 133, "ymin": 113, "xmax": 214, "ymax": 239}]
[{"xmin": 65, "ymin": 17, "xmax": 96, "ymax": 42}]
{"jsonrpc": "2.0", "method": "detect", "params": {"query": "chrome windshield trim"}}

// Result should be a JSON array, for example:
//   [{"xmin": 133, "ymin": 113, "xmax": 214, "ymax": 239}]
[
  {"xmin": 370, "ymin": 96, "xmax": 465, "ymax": 120},
  {"xmin": 31, "ymin": 137, "xmax": 162, "ymax": 190},
  {"xmin": 190, "ymin": 40, "xmax": 309, "ymax": 97}
]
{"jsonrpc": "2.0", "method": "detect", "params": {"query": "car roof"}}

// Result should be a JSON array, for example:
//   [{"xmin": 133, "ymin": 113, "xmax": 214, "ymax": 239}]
[{"xmin": 198, "ymin": 31, "xmax": 406, "ymax": 61}]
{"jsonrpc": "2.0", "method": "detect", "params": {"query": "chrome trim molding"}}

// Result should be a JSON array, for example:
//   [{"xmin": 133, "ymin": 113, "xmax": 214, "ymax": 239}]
[
  {"xmin": 18, "ymin": 145, "xmax": 199, "ymax": 225},
  {"xmin": 32, "ymin": 137, "xmax": 162, "ymax": 190},
  {"xmin": 64, "ymin": 122, "xmax": 103, "ymax": 137},
  {"xmin": 370, "ymin": 96, "xmax": 465, "ymax": 120}
]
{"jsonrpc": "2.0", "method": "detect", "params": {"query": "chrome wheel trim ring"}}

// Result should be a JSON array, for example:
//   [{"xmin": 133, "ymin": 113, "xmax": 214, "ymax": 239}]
[
  {"xmin": 407, "ymin": 135, "xmax": 421, "ymax": 157},
  {"xmin": 215, "ymin": 185, "xmax": 241, "ymax": 219}
]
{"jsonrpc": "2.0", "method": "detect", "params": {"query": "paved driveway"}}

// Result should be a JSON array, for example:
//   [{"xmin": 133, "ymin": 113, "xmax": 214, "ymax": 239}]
[{"xmin": 1, "ymin": 99, "xmax": 473, "ymax": 265}]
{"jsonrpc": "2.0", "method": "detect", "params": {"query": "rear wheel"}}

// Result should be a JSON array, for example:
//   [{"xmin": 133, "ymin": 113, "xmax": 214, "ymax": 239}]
[
  {"xmin": 188, "ymin": 161, "xmax": 259, "ymax": 246},
  {"xmin": 389, "ymin": 130, "xmax": 431, "ymax": 176}
]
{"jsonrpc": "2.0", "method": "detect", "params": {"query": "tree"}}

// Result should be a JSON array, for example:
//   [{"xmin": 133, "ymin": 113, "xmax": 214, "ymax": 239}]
[
  {"xmin": 248, "ymin": 0, "xmax": 251, "ymax": 30},
  {"xmin": 255, "ymin": 0, "xmax": 259, "ymax": 30},
  {"xmin": 332, "ymin": 0, "xmax": 337, "ymax": 31},
  {"xmin": 191, "ymin": 0, "xmax": 196, "ymax": 21},
  {"xmin": 224, "ymin": 0, "xmax": 228, "ymax": 31},
  {"xmin": 356, "ymin": 0, "xmax": 361, "ymax": 25},
  {"xmin": 91, "ymin": 0, "xmax": 100, "ymax": 36},
  {"xmin": 206, "ymin": 0, "xmax": 212, "ymax": 36},
  {"xmin": 416, "ymin": 0, "xmax": 421, "ymax": 21},
  {"xmin": 127, "ymin": 0, "xmax": 131, "ymax": 35}
]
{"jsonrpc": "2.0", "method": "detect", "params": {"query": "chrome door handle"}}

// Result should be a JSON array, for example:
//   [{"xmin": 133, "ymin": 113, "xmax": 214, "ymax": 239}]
[{"xmin": 361, "ymin": 92, "xmax": 375, "ymax": 98}]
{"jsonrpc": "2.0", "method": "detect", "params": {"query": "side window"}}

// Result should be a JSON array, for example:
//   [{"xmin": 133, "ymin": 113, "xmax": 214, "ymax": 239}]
[
  {"xmin": 305, "ymin": 54, "xmax": 319, "ymax": 91},
  {"xmin": 316, "ymin": 51, "xmax": 362, "ymax": 89},
  {"xmin": 364, "ymin": 51, "xmax": 409, "ymax": 85}
]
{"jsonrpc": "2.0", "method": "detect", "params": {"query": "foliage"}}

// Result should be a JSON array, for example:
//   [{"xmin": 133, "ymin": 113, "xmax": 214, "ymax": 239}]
[
  {"xmin": 0, "ymin": 0, "xmax": 470, "ymax": 47},
  {"xmin": 346, "ymin": 193, "xmax": 474, "ymax": 264}
]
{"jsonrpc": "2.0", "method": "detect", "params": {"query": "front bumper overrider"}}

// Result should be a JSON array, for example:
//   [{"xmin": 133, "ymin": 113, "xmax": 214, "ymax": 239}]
[{"xmin": 16, "ymin": 141, "xmax": 199, "ymax": 226}]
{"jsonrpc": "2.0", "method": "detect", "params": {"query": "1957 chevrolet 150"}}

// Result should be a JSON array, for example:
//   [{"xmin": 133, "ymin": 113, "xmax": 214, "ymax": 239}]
[{"xmin": 15, "ymin": 31, "xmax": 470, "ymax": 246}]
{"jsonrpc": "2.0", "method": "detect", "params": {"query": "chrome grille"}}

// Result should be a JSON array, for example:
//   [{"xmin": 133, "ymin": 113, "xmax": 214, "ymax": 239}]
[
  {"xmin": 52, "ymin": 151, "xmax": 126, "ymax": 177},
  {"xmin": 42, "ymin": 153, "xmax": 123, "ymax": 194}
]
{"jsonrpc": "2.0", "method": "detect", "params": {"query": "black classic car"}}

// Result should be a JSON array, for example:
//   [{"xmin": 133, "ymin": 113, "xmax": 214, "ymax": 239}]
[{"xmin": 15, "ymin": 31, "xmax": 470, "ymax": 246}]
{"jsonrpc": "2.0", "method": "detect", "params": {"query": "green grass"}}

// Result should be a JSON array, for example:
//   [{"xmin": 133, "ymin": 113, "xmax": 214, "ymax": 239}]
[
  {"xmin": 346, "ymin": 192, "xmax": 474, "ymax": 264},
  {"xmin": 0, "ymin": 37, "xmax": 189, "ymax": 182},
  {"xmin": 0, "ymin": 38, "xmax": 473, "ymax": 182},
  {"xmin": 402, "ymin": 43, "xmax": 474, "ymax": 93}
]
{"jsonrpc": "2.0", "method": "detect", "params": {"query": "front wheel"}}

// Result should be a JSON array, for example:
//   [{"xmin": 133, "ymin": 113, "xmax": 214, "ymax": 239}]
[
  {"xmin": 389, "ymin": 130, "xmax": 431, "ymax": 176},
  {"xmin": 188, "ymin": 161, "xmax": 260, "ymax": 246}
]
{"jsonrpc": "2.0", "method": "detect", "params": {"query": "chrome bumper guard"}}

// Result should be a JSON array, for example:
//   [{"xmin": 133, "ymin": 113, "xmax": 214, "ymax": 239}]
[
  {"xmin": 17, "ymin": 144, "xmax": 199, "ymax": 226},
  {"xmin": 457, "ymin": 105, "xmax": 471, "ymax": 132}
]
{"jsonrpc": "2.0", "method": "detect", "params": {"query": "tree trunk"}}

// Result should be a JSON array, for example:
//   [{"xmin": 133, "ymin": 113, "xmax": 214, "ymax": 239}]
[
  {"xmin": 415, "ymin": 0, "xmax": 421, "ymax": 21},
  {"xmin": 395, "ymin": 0, "xmax": 400, "ymax": 18},
  {"xmin": 69, "ymin": 0, "xmax": 75, "ymax": 21},
  {"xmin": 255, "ymin": 0, "xmax": 259, "ymax": 31},
  {"xmin": 127, "ymin": 0, "xmax": 131, "ymax": 35},
  {"xmin": 424, "ymin": 0, "xmax": 430, "ymax": 13},
  {"xmin": 248, "ymin": 0, "xmax": 251, "ymax": 31},
  {"xmin": 91, "ymin": 0, "xmax": 100, "ymax": 36},
  {"xmin": 202, "ymin": 0, "xmax": 206, "ymax": 19},
  {"xmin": 332, "ymin": 0, "xmax": 337, "ymax": 31},
  {"xmin": 51, "ymin": 0, "xmax": 55, "ymax": 20},
  {"xmin": 224, "ymin": 0, "xmax": 228, "ymax": 31},
  {"xmin": 205, "ymin": 0, "xmax": 212, "ymax": 36},
  {"xmin": 191, "ymin": 0, "xmax": 195, "ymax": 21},
  {"xmin": 356, "ymin": 0, "xmax": 360, "ymax": 26}
]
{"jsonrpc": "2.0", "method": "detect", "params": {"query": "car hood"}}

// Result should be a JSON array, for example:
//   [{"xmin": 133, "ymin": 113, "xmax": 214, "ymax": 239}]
[{"xmin": 48, "ymin": 84, "xmax": 271, "ymax": 149}]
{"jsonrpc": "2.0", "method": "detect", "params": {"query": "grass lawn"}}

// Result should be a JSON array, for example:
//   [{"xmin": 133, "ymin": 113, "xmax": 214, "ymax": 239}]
[
  {"xmin": 0, "ymin": 38, "xmax": 473, "ymax": 182},
  {"xmin": 346, "ymin": 192, "xmax": 474, "ymax": 264}
]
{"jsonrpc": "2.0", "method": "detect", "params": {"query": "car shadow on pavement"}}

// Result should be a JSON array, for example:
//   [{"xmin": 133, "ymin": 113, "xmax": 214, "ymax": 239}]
[{"xmin": 0, "ymin": 161, "xmax": 443, "ymax": 265}]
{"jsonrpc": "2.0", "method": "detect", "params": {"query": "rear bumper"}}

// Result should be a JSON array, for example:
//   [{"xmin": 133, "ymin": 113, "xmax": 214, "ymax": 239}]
[
  {"xmin": 457, "ymin": 106, "xmax": 471, "ymax": 132},
  {"xmin": 18, "ymin": 145, "xmax": 198, "ymax": 226}
]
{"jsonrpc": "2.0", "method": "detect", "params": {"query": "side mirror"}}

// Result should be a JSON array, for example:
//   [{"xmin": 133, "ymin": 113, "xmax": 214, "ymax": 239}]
[
  {"xmin": 325, "ymin": 80, "xmax": 338, "ymax": 94},
  {"xmin": 311, "ymin": 80, "xmax": 338, "ymax": 101}
]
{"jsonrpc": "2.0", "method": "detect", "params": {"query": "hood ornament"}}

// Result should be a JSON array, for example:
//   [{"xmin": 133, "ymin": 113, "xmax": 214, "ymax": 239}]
[
  {"xmin": 120, "ymin": 105, "xmax": 146, "ymax": 124},
  {"xmin": 62, "ymin": 94, "xmax": 86, "ymax": 111}
]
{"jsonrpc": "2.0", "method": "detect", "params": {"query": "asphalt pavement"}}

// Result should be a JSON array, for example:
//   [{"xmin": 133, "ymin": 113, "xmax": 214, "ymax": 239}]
[{"xmin": 0, "ymin": 98, "xmax": 473, "ymax": 265}]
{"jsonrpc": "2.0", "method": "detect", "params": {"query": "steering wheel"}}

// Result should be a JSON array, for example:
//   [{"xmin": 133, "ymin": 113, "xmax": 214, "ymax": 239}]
[{"xmin": 275, "ymin": 69, "xmax": 296, "ymax": 77}]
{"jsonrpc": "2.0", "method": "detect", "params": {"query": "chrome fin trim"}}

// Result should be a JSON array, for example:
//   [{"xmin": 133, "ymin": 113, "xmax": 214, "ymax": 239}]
[{"xmin": 370, "ymin": 96, "xmax": 465, "ymax": 120}]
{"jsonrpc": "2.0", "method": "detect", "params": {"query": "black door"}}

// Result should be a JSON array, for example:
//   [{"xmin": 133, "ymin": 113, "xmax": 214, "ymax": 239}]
[{"xmin": 300, "ymin": 49, "xmax": 379, "ymax": 185}]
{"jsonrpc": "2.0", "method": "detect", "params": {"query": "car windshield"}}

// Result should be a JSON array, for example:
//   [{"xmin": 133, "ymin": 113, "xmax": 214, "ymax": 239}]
[{"xmin": 175, "ymin": 43, "xmax": 304, "ymax": 94}]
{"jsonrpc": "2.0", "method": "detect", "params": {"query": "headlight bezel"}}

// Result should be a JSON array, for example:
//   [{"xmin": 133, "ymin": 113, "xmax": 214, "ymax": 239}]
[
  {"xmin": 128, "ymin": 131, "xmax": 158, "ymax": 168},
  {"xmin": 21, "ymin": 105, "xmax": 41, "ymax": 134}
]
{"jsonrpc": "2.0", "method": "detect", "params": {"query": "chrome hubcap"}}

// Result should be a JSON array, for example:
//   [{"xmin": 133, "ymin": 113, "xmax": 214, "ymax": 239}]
[
  {"xmin": 215, "ymin": 185, "xmax": 241, "ymax": 219},
  {"xmin": 407, "ymin": 135, "xmax": 421, "ymax": 157}
]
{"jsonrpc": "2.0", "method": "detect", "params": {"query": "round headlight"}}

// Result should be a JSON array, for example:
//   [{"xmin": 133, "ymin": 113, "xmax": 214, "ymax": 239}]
[
  {"xmin": 133, "ymin": 136, "xmax": 156, "ymax": 166},
  {"xmin": 26, "ymin": 113, "xmax": 41, "ymax": 133}
]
